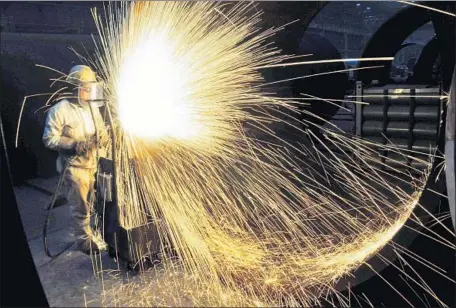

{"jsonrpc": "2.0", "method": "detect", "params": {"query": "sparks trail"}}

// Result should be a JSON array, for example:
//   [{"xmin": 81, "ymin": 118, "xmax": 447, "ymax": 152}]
[
  {"xmin": 15, "ymin": 64, "xmax": 76, "ymax": 148},
  {"xmin": 83, "ymin": 2, "xmax": 453, "ymax": 306},
  {"xmin": 397, "ymin": 1, "xmax": 456, "ymax": 17},
  {"xmin": 84, "ymin": 2, "xmax": 452, "ymax": 305},
  {"xmin": 13, "ymin": 1, "xmax": 453, "ymax": 307},
  {"xmin": 253, "ymin": 57, "xmax": 394, "ymax": 69}
]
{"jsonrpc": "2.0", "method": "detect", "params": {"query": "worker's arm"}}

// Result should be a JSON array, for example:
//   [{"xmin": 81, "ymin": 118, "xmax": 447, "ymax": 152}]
[{"xmin": 42, "ymin": 105, "xmax": 77, "ymax": 152}]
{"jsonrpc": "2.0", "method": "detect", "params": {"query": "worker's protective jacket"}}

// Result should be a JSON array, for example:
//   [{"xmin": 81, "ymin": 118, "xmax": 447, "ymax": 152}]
[{"xmin": 43, "ymin": 99, "xmax": 107, "ymax": 172}]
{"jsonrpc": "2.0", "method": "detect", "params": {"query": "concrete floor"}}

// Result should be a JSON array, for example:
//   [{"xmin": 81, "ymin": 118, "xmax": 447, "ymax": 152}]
[
  {"xmin": 15, "ymin": 173, "xmax": 416, "ymax": 307},
  {"xmin": 14, "ymin": 177, "xmax": 144, "ymax": 307}
]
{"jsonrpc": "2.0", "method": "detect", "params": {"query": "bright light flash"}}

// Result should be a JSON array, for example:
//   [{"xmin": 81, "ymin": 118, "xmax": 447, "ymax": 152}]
[{"xmin": 116, "ymin": 32, "xmax": 201, "ymax": 140}]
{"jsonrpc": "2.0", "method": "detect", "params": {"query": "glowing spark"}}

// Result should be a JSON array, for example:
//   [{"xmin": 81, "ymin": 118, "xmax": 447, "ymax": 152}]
[
  {"xmin": 15, "ymin": 93, "xmax": 58, "ymax": 148},
  {"xmin": 254, "ymin": 57, "xmax": 394, "ymax": 69},
  {"xmin": 257, "ymin": 65, "xmax": 385, "ymax": 88},
  {"xmin": 35, "ymin": 64, "xmax": 67, "ymax": 76},
  {"xmin": 397, "ymin": 1, "xmax": 456, "ymax": 17}
]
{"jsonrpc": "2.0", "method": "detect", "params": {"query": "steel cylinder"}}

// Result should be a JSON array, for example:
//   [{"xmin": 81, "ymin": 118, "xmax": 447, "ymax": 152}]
[
  {"xmin": 363, "ymin": 105, "xmax": 439, "ymax": 121},
  {"xmin": 362, "ymin": 121, "xmax": 438, "ymax": 139}
]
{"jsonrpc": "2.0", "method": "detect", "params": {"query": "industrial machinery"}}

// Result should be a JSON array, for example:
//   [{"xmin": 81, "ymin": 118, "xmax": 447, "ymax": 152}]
[
  {"xmin": 95, "ymin": 157, "xmax": 162, "ymax": 272},
  {"xmin": 353, "ymin": 83, "xmax": 442, "ymax": 172}
]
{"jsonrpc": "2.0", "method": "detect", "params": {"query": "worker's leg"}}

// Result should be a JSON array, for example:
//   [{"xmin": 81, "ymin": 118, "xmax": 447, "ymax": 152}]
[
  {"xmin": 66, "ymin": 167, "xmax": 101, "ymax": 253},
  {"xmin": 45, "ymin": 178, "xmax": 70, "ymax": 210}
]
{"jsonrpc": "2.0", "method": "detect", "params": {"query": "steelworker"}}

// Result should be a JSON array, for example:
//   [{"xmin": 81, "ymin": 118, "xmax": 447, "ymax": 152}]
[{"xmin": 43, "ymin": 65, "xmax": 108, "ymax": 255}]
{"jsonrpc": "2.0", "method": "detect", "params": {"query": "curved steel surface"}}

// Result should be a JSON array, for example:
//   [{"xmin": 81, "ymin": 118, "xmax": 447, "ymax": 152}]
[
  {"xmin": 358, "ymin": 2, "xmax": 455, "ymax": 87},
  {"xmin": 357, "ymin": 4, "xmax": 432, "ymax": 85},
  {"xmin": 427, "ymin": 2, "xmax": 456, "ymax": 91},
  {"xmin": 292, "ymin": 33, "xmax": 348, "ymax": 129},
  {"xmin": 412, "ymin": 38, "xmax": 439, "ymax": 84},
  {"xmin": 258, "ymin": 2, "xmax": 328, "ymax": 55}
]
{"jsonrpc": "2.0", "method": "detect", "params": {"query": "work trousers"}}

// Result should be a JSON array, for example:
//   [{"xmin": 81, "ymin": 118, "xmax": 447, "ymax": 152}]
[{"xmin": 65, "ymin": 166, "xmax": 97, "ymax": 242}]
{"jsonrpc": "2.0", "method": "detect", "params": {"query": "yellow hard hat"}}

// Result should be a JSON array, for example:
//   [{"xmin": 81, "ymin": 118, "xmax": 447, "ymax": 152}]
[
  {"xmin": 66, "ymin": 65, "xmax": 96, "ymax": 85},
  {"xmin": 66, "ymin": 65, "xmax": 105, "ymax": 107}
]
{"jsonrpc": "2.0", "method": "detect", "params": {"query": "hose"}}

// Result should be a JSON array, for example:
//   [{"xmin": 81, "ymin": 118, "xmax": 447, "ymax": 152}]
[{"xmin": 43, "ymin": 156, "xmax": 76, "ymax": 259}]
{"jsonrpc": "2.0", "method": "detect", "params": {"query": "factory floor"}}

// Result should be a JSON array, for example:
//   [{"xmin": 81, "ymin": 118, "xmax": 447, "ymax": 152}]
[
  {"xmin": 14, "ymin": 149, "xmax": 418, "ymax": 307},
  {"xmin": 14, "ymin": 177, "xmax": 147, "ymax": 307}
]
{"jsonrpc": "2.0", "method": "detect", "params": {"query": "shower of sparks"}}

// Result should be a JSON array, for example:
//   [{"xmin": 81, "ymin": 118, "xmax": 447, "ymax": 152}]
[
  {"xmin": 84, "ymin": 1, "xmax": 455, "ymax": 306},
  {"xmin": 15, "ymin": 1, "xmax": 454, "ymax": 307}
]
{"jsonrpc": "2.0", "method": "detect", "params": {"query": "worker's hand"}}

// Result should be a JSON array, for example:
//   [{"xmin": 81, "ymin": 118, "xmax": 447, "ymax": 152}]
[{"xmin": 75, "ymin": 140, "xmax": 96, "ymax": 155}]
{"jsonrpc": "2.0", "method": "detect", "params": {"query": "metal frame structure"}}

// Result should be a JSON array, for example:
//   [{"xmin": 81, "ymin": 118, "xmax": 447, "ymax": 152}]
[
  {"xmin": 95, "ymin": 157, "xmax": 161, "ymax": 271},
  {"xmin": 354, "ymin": 84, "xmax": 441, "ymax": 169}
]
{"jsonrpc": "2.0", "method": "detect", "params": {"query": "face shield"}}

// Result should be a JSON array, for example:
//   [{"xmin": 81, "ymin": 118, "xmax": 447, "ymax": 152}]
[{"xmin": 79, "ymin": 81, "xmax": 106, "ymax": 108}]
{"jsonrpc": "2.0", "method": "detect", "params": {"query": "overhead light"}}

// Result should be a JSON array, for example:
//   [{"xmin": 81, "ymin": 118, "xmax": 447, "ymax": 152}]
[
  {"xmin": 367, "ymin": 7, "xmax": 371, "ymax": 10},
  {"xmin": 356, "ymin": 3, "xmax": 361, "ymax": 6}
]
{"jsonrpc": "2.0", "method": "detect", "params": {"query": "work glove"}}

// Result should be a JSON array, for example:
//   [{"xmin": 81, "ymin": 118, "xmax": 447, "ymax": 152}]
[
  {"xmin": 75, "ymin": 138, "xmax": 96, "ymax": 155},
  {"xmin": 55, "ymin": 136, "xmax": 78, "ymax": 154}
]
